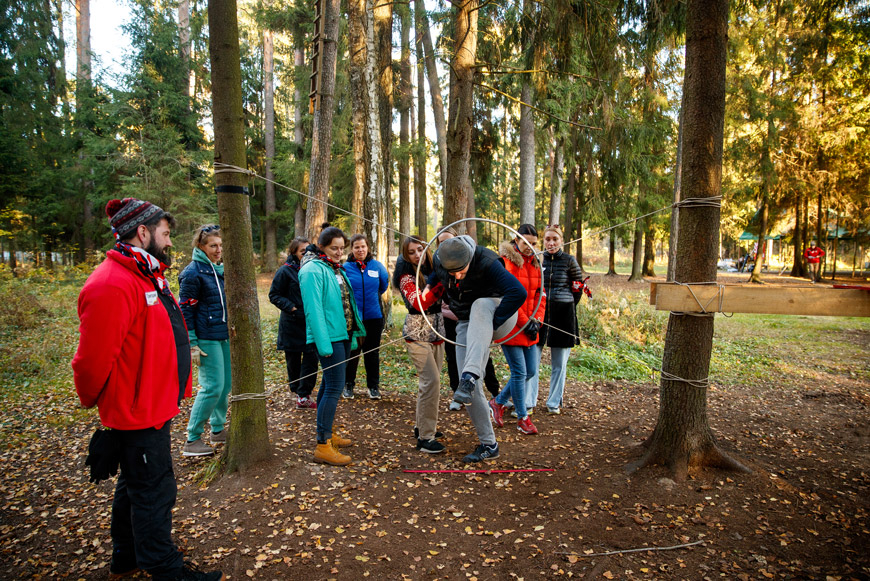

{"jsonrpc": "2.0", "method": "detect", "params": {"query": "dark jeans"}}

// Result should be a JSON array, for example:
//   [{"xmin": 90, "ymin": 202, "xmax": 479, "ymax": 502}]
[
  {"xmin": 345, "ymin": 317, "xmax": 384, "ymax": 390},
  {"xmin": 285, "ymin": 346, "xmax": 318, "ymax": 397},
  {"xmin": 111, "ymin": 421, "xmax": 184, "ymax": 579},
  {"xmin": 444, "ymin": 316, "xmax": 500, "ymax": 397},
  {"xmin": 316, "ymin": 340, "xmax": 351, "ymax": 443}
]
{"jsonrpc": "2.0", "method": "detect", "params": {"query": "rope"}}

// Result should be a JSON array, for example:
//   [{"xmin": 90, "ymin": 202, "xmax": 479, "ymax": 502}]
[
  {"xmin": 669, "ymin": 281, "xmax": 725, "ymax": 318},
  {"xmin": 673, "ymin": 196, "xmax": 722, "ymax": 209},
  {"xmin": 229, "ymin": 392, "xmax": 268, "ymax": 403}
]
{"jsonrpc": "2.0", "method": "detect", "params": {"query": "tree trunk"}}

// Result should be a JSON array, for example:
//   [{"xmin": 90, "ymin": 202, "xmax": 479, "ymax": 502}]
[
  {"xmin": 790, "ymin": 194, "xmax": 806, "ymax": 277},
  {"xmin": 398, "ymin": 5, "xmax": 412, "ymax": 240},
  {"xmin": 208, "ymin": 0, "xmax": 271, "ymax": 472},
  {"xmin": 607, "ymin": 235, "xmax": 616, "ymax": 275},
  {"xmin": 263, "ymin": 28, "xmax": 277, "ymax": 271},
  {"xmin": 466, "ymin": 178, "xmax": 477, "ymax": 240},
  {"xmin": 548, "ymin": 136, "xmax": 564, "ymax": 228},
  {"xmin": 413, "ymin": 19, "xmax": 427, "ymax": 239},
  {"xmin": 293, "ymin": 43, "xmax": 306, "ymax": 233},
  {"xmin": 305, "ymin": 0, "xmax": 341, "ymax": 240},
  {"xmin": 575, "ymin": 164, "xmax": 585, "ymax": 271},
  {"xmin": 830, "ymin": 208, "xmax": 840, "ymax": 281},
  {"xmin": 519, "ymin": 83, "xmax": 536, "ymax": 225},
  {"xmin": 628, "ymin": 0, "xmax": 747, "ymax": 481},
  {"xmin": 179, "ymin": 0, "xmax": 191, "ymax": 101},
  {"xmin": 443, "ymin": 0, "xmax": 477, "ymax": 228},
  {"xmin": 375, "ymin": 0, "xmax": 393, "ymax": 263},
  {"xmin": 643, "ymin": 221, "xmax": 656, "ymax": 277},
  {"xmin": 628, "ymin": 218, "xmax": 643, "ymax": 281},
  {"xmin": 666, "ymin": 95, "xmax": 684, "ymax": 282},
  {"xmin": 564, "ymin": 153, "xmax": 576, "ymax": 256},
  {"xmin": 749, "ymin": 196, "xmax": 768, "ymax": 283},
  {"xmin": 76, "ymin": 0, "xmax": 95, "ymax": 259},
  {"xmin": 415, "ymin": 0, "xmax": 447, "ymax": 191}
]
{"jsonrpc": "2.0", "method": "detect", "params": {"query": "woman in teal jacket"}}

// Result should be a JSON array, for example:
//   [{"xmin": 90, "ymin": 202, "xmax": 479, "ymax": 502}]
[{"xmin": 299, "ymin": 226, "xmax": 365, "ymax": 466}]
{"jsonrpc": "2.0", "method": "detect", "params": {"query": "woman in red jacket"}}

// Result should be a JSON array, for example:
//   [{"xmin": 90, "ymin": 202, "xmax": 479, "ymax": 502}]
[{"xmin": 488, "ymin": 224, "xmax": 546, "ymax": 435}]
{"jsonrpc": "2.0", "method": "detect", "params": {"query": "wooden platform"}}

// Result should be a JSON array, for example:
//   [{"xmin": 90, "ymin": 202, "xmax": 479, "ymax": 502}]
[{"xmin": 649, "ymin": 283, "xmax": 870, "ymax": 318}]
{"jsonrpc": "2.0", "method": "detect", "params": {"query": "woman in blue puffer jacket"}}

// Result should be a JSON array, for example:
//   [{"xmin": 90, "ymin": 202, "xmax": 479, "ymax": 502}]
[
  {"xmin": 179, "ymin": 225, "xmax": 230, "ymax": 457},
  {"xmin": 342, "ymin": 234, "xmax": 390, "ymax": 400}
]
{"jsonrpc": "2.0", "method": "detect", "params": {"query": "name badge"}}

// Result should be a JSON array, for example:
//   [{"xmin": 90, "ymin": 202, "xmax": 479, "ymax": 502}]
[
  {"xmin": 145, "ymin": 290, "xmax": 159, "ymax": 306},
  {"xmin": 336, "ymin": 273, "xmax": 344, "ymax": 285},
  {"xmin": 367, "ymin": 270, "xmax": 379, "ymax": 278}
]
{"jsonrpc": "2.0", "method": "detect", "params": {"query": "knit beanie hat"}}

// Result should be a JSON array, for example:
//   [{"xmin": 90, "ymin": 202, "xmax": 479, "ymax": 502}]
[
  {"xmin": 437, "ymin": 236, "xmax": 474, "ymax": 272},
  {"xmin": 105, "ymin": 198, "xmax": 164, "ymax": 240}
]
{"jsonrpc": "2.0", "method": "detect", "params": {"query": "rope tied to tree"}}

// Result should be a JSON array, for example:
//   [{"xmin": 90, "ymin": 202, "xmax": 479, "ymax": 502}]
[
  {"xmin": 228, "ymin": 392, "xmax": 268, "ymax": 403},
  {"xmin": 672, "ymin": 196, "xmax": 723, "ymax": 209},
  {"xmin": 669, "ymin": 281, "xmax": 725, "ymax": 318}
]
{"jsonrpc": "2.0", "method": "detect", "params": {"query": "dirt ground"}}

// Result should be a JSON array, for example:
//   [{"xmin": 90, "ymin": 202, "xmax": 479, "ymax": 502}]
[{"xmin": 2, "ymin": 273, "xmax": 868, "ymax": 580}]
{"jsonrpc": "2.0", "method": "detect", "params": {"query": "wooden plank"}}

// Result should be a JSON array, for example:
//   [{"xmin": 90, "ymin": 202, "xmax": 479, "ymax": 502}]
[
  {"xmin": 651, "ymin": 284, "xmax": 870, "ymax": 317},
  {"xmin": 649, "ymin": 282, "xmax": 658, "ymax": 306}
]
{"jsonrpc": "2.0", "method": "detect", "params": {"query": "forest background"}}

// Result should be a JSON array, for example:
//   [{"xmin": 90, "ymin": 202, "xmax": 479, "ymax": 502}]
[{"xmin": 0, "ymin": 0, "xmax": 868, "ymax": 279}]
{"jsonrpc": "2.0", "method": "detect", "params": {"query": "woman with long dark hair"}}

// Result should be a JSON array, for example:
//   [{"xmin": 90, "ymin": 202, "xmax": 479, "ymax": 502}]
[
  {"xmin": 299, "ymin": 227, "xmax": 366, "ymax": 465},
  {"xmin": 342, "ymin": 234, "xmax": 390, "ymax": 400},
  {"xmin": 269, "ymin": 237, "xmax": 319, "ymax": 409},
  {"xmin": 394, "ymin": 236, "xmax": 447, "ymax": 453}
]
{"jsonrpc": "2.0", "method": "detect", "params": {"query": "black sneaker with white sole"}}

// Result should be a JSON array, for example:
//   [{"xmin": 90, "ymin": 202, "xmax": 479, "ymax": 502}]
[
  {"xmin": 368, "ymin": 387, "xmax": 381, "ymax": 400},
  {"xmin": 453, "ymin": 376, "xmax": 476, "ymax": 405},
  {"xmin": 416, "ymin": 439, "xmax": 446, "ymax": 454},
  {"xmin": 413, "ymin": 427, "xmax": 444, "ymax": 440},
  {"xmin": 462, "ymin": 442, "xmax": 499, "ymax": 463}
]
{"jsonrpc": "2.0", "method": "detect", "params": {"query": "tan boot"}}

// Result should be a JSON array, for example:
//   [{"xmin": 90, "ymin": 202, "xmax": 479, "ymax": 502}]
[
  {"xmin": 331, "ymin": 434, "xmax": 352, "ymax": 448},
  {"xmin": 314, "ymin": 443, "xmax": 351, "ymax": 466}
]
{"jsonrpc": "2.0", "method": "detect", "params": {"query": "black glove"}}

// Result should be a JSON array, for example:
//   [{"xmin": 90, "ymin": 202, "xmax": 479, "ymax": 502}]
[
  {"xmin": 85, "ymin": 428, "xmax": 121, "ymax": 484},
  {"xmin": 523, "ymin": 319, "xmax": 541, "ymax": 340}
]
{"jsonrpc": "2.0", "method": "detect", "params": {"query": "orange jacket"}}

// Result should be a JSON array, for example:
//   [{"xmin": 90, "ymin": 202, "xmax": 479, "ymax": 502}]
[{"xmin": 499, "ymin": 241, "xmax": 546, "ymax": 347}]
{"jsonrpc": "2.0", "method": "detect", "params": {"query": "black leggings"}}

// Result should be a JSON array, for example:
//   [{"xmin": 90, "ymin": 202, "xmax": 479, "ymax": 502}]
[
  {"xmin": 285, "ymin": 346, "xmax": 318, "ymax": 397},
  {"xmin": 345, "ymin": 317, "xmax": 384, "ymax": 390}
]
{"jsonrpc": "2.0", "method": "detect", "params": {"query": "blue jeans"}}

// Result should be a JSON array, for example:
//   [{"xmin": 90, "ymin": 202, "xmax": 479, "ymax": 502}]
[
  {"xmin": 315, "ymin": 340, "xmax": 351, "ymax": 443},
  {"xmin": 527, "ymin": 344, "xmax": 571, "ymax": 410},
  {"xmin": 496, "ymin": 344, "xmax": 538, "ymax": 418}
]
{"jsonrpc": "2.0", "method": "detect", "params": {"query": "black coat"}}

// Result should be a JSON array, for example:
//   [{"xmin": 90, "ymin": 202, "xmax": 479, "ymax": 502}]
[
  {"xmin": 179, "ymin": 258, "xmax": 229, "ymax": 342},
  {"xmin": 269, "ymin": 258, "xmax": 308, "ymax": 351},
  {"xmin": 539, "ymin": 250, "xmax": 583, "ymax": 348}
]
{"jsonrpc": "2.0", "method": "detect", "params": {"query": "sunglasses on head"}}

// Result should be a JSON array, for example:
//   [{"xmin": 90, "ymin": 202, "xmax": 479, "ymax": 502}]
[{"xmin": 201, "ymin": 224, "xmax": 220, "ymax": 233}]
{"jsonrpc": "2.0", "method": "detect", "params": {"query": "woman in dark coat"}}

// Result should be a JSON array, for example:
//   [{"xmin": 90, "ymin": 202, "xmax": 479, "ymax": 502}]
[
  {"xmin": 527, "ymin": 225, "xmax": 585, "ymax": 415},
  {"xmin": 269, "ymin": 238, "xmax": 319, "ymax": 409}
]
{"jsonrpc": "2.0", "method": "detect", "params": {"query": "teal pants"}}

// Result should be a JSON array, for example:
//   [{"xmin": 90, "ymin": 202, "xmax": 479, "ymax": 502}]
[{"xmin": 186, "ymin": 339, "xmax": 232, "ymax": 442}]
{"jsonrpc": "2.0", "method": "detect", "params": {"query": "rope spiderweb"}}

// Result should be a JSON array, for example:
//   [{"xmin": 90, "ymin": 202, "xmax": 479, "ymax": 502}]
[{"xmin": 211, "ymin": 163, "xmax": 721, "ymax": 398}]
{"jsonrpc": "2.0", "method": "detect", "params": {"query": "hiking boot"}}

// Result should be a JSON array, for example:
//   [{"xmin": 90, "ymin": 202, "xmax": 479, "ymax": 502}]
[
  {"xmin": 416, "ymin": 439, "xmax": 446, "ymax": 454},
  {"xmin": 169, "ymin": 560, "xmax": 225, "ymax": 580},
  {"xmin": 488, "ymin": 399, "xmax": 506, "ymax": 427},
  {"xmin": 454, "ymin": 375, "xmax": 476, "ymax": 405},
  {"xmin": 368, "ymin": 386, "xmax": 381, "ymax": 400},
  {"xmin": 448, "ymin": 400, "xmax": 463, "ymax": 412},
  {"xmin": 330, "ymin": 434, "xmax": 352, "ymax": 448},
  {"xmin": 314, "ymin": 442, "xmax": 351, "ymax": 466},
  {"xmin": 210, "ymin": 430, "xmax": 226, "ymax": 444},
  {"xmin": 547, "ymin": 406, "xmax": 561, "ymax": 415},
  {"xmin": 342, "ymin": 385, "xmax": 355, "ymax": 399},
  {"xmin": 414, "ymin": 427, "xmax": 443, "ymax": 440},
  {"xmin": 296, "ymin": 395, "xmax": 317, "ymax": 410},
  {"xmin": 182, "ymin": 439, "xmax": 214, "ymax": 457},
  {"xmin": 517, "ymin": 416, "xmax": 538, "ymax": 435},
  {"xmin": 462, "ymin": 442, "xmax": 499, "ymax": 463}
]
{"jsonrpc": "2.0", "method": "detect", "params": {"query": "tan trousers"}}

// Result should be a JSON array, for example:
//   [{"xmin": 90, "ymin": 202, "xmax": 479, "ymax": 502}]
[{"xmin": 405, "ymin": 340, "xmax": 445, "ymax": 441}]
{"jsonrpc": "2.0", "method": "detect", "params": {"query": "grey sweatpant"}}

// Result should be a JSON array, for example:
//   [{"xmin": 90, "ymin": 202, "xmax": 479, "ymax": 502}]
[{"xmin": 456, "ymin": 297, "xmax": 518, "ymax": 446}]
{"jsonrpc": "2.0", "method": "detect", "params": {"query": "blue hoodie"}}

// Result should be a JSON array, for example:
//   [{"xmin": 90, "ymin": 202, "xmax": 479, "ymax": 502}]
[{"xmin": 342, "ymin": 257, "xmax": 390, "ymax": 321}]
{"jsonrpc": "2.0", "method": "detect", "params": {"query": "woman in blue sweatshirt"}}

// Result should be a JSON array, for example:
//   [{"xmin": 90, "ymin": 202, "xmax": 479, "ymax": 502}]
[{"xmin": 342, "ymin": 234, "xmax": 390, "ymax": 400}]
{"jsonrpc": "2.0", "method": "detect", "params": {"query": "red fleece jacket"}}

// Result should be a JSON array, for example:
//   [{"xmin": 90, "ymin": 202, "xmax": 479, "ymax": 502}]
[{"xmin": 72, "ymin": 250, "xmax": 193, "ymax": 430}]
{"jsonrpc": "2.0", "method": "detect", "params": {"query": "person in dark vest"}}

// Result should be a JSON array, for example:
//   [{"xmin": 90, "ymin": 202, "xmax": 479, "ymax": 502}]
[
  {"xmin": 179, "ymin": 225, "xmax": 230, "ymax": 457},
  {"xmin": 429, "ymin": 235, "xmax": 526, "ymax": 463},
  {"xmin": 72, "ymin": 198, "xmax": 223, "ymax": 580},
  {"xmin": 269, "ymin": 237, "xmax": 319, "ymax": 409}
]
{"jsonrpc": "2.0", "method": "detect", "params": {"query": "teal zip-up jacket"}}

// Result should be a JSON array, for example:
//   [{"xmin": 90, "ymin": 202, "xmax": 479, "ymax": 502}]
[{"xmin": 299, "ymin": 255, "xmax": 366, "ymax": 357}]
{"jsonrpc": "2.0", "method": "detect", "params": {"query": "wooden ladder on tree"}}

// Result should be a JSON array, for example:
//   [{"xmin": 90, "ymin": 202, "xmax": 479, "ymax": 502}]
[{"xmin": 309, "ymin": 0, "xmax": 324, "ymax": 114}]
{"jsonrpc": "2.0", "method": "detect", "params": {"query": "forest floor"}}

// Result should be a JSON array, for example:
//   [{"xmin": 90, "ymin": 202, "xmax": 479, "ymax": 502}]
[{"xmin": 1, "ymin": 270, "xmax": 868, "ymax": 580}]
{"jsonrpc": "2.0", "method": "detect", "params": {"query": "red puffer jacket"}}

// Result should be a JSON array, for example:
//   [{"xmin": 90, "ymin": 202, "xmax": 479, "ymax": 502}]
[
  {"xmin": 73, "ymin": 250, "xmax": 193, "ymax": 430},
  {"xmin": 499, "ymin": 240, "xmax": 546, "ymax": 347}
]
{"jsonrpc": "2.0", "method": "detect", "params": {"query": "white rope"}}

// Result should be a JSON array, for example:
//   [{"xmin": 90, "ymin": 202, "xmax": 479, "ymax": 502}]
[
  {"xmin": 228, "ymin": 392, "xmax": 268, "ymax": 403},
  {"xmin": 670, "ymin": 281, "xmax": 725, "ymax": 318}
]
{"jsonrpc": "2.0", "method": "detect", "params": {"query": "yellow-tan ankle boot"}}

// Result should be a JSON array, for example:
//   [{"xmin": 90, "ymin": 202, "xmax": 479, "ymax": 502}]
[
  {"xmin": 331, "ymin": 434, "xmax": 352, "ymax": 448},
  {"xmin": 314, "ymin": 442, "xmax": 351, "ymax": 466}
]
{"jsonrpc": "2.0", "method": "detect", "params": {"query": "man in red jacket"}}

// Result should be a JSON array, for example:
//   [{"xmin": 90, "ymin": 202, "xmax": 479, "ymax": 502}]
[
  {"xmin": 73, "ymin": 198, "xmax": 223, "ymax": 581},
  {"xmin": 804, "ymin": 241, "xmax": 826, "ymax": 283}
]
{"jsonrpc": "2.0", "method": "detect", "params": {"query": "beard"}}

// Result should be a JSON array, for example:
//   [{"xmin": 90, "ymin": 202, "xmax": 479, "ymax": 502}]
[{"xmin": 146, "ymin": 238, "xmax": 172, "ymax": 266}]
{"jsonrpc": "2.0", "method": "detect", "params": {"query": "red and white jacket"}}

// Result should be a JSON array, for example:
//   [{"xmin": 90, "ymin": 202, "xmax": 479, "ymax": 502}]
[
  {"xmin": 73, "ymin": 250, "xmax": 193, "ymax": 430},
  {"xmin": 499, "ymin": 241, "xmax": 547, "ymax": 347},
  {"xmin": 804, "ymin": 246, "xmax": 825, "ymax": 264}
]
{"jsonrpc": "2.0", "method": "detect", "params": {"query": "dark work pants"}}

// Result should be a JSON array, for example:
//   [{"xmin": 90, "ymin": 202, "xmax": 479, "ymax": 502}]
[
  {"xmin": 444, "ymin": 316, "xmax": 501, "ymax": 397},
  {"xmin": 345, "ymin": 317, "xmax": 384, "ymax": 390},
  {"xmin": 285, "ymin": 346, "xmax": 318, "ymax": 397},
  {"xmin": 110, "ymin": 421, "xmax": 183, "ymax": 578}
]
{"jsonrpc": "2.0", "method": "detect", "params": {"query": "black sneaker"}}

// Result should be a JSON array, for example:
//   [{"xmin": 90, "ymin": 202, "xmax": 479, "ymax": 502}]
[
  {"xmin": 462, "ymin": 442, "xmax": 499, "ymax": 463},
  {"xmin": 342, "ymin": 385, "xmax": 354, "ymax": 399},
  {"xmin": 413, "ymin": 427, "xmax": 444, "ymax": 440},
  {"xmin": 416, "ymin": 439, "xmax": 446, "ymax": 454},
  {"xmin": 368, "ymin": 386, "xmax": 381, "ymax": 400},
  {"xmin": 454, "ymin": 376, "xmax": 476, "ymax": 405},
  {"xmin": 161, "ymin": 561, "xmax": 225, "ymax": 581}
]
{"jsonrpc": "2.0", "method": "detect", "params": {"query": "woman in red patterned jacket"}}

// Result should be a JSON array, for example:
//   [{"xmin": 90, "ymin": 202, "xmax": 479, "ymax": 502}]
[
  {"xmin": 487, "ymin": 224, "xmax": 546, "ymax": 435},
  {"xmin": 804, "ymin": 241, "xmax": 825, "ymax": 283}
]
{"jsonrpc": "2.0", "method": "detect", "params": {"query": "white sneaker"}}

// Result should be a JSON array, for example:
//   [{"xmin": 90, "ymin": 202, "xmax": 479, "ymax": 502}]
[{"xmin": 448, "ymin": 401, "xmax": 462, "ymax": 411}]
